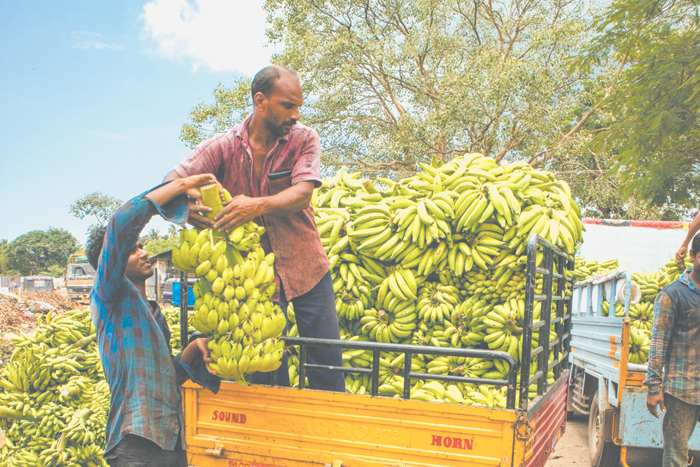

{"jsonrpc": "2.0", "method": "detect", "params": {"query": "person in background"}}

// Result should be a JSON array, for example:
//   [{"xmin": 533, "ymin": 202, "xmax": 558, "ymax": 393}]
[
  {"xmin": 163, "ymin": 65, "xmax": 344, "ymax": 392},
  {"xmin": 675, "ymin": 211, "xmax": 700, "ymax": 265},
  {"xmin": 646, "ymin": 233, "xmax": 700, "ymax": 466},
  {"xmin": 86, "ymin": 174, "xmax": 221, "ymax": 467},
  {"xmin": 8, "ymin": 279, "xmax": 18, "ymax": 293}
]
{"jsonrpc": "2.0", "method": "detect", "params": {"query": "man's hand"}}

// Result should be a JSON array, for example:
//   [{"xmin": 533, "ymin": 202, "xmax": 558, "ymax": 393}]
[
  {"xmin": 676, "ymin": 244, "xmax": 688, "ymax": 266},
  {"xmin": 647, "ymin": 393, "xmax": 665, "ymax": 418},
  {"xmin": 179, "ymin": 175, "xmax": 220, "ymax": 230},
  {"xmin": 213, "ymin": 195, "xmax": 263, "ymax": 233},
  {"xmin": 181, "ymin": 338, "xmax": 218, "ymax": 376}
]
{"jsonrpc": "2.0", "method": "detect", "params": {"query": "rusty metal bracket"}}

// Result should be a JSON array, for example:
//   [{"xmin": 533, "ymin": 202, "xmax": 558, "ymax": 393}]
[
  {"xmin": 205, "ymin": 442, "xmax": 225, "ymax": 457},
  {"xmin": 515, "ymin": 408, "xmax": 534, "ymax": 441}
]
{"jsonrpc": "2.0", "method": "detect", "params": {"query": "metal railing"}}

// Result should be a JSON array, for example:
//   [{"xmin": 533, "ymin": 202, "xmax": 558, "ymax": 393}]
[{"xmin": 520, "ymin": 233, "xmax": 574, "ymax": 414}]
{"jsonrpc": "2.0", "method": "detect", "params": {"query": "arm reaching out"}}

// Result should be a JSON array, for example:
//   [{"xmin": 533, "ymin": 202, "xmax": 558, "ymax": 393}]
[{"xmin": 676, "ymin": 211, "xmax": 700, "ymax": 265}]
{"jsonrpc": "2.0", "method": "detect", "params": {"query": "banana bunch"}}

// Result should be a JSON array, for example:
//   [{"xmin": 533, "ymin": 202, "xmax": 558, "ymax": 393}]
[
  {"xmin": 483, "ymin": 300, "xmax": 539, "ymax": 359},
  {"xmin": 602, "ymin": 301, "xmax": 624, "ymax": 318},
  {"xmin": 347, "ymin": 205, "xmax": 395, "ymax": 257},
  {"xmin": 172, "ymin": 189, "xmax": 288, "ymax": 384},
  {"xmin": 207, "ymin": 336, "xmax": 286, "ymax": 383},
  {"xmin": 659, "ymin": 256, "xmax": 693, "ymax": 288},
  {"xmin": 345, "ymin": 374, "xmax": 372, "ymax": 395},
  {"xmin": 0, "ymin": 308, "xmax": 111, "ymax": 467},
  {"xmin": 632, "ymin": 272, "xmax": 662, "ymax": 303},
  {"xmin": 386, "ymin": 195, "xmax": 455, "ymax": 251},
  {"xmin": 361, "ymin": 304, "xmax": 418, "ymax": 344},
  {"xmin": 341, "ymin": 335, "xmax": 374, "ymax": 369},
  {"xmin": 572, "ymin": 258, "xmax": 619, "ymax": 281},
  {"xmin": 427, "ymin": 356, "xmax": 494, "ymax": 379},
  {"xmin": 442, "ymin": 297, "xmax": 491, "ymax": 347},
  {"xmin": 629, "ymin": 327, "xmax": 650, "ymax": 365},
  {"xmin": 378, "ymin": 352, "xmax": 426, "ymax": 385},
  {"xmin": 463, "ymin": 386, "xmax": 507, "ymax": 409},
  {"xmin": 416, "ymin": 281, "xmax": 460, "ymax": 325},
  {"xmin": 332, "ymin": 260, "xmax": 374, "ymax": 320},
  {"xmin": 629, "ymin": 302, "xmax": 654, "ymax": 333}
]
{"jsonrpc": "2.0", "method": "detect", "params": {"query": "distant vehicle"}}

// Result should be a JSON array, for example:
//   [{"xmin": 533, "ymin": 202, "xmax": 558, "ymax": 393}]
[
  {"xmin": 162, "ymin": 277, "xmax": 196, "ymax": 308},
  {"xmin": 22, "ymin": 276, "xmax": 55, "ymax": 293},
  {"xmin": 65, "ymin": 256, "xmax": 95, "ymax": 304}
]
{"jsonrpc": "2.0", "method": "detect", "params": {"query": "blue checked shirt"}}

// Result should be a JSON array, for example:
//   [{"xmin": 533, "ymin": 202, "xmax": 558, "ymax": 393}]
[
  {"xmin": 645, "ymin": 269, "xmax": 700, "ymax": 404},
  {"xmin": 90, "ymin": 186, "xmax": 219, "ymax": 455}
]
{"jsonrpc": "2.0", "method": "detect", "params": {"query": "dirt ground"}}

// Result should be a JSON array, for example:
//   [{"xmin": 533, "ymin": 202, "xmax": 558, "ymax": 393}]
[{"xmin": 547, "ymin": 414, "xmax": 664, "ymax": 466}]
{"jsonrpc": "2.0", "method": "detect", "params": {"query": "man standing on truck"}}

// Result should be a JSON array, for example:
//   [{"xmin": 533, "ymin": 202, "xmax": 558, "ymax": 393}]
[
  {"xmin": 86, "ymin": 174, "xmax": 221, "ymax": 467},
  {"xmin": 163, "ymin": 65, "xmax": 344, "ymax": 392},
  {"xmin": 646, "ymin": 233, "xmax": 700, "ymax": 466}
]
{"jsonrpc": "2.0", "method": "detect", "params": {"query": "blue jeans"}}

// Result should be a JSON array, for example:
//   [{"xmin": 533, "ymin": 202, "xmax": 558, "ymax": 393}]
[
  {"xmin": 251, "ymin": 271, "xmax": 345, "ymax": 392},
  {"xmin": 663, "ymin": 393, "xmax": 700, "ymax": 467}
]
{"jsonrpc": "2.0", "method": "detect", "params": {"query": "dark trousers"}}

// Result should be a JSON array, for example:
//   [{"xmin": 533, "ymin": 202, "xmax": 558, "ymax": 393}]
[
  {"xmin": 663, "ymin": 393, "xmax": 700, "ymax": 467},
  {"xmin": 252, "ymin": 271, "xmax": 345, "ymax": 391},
  {"xmin": 106, "ymin": 434, "xmax": 186, "ymax": 467}
]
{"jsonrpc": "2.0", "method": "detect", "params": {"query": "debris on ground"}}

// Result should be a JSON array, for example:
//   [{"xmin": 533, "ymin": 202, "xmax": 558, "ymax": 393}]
[{"xmin": 0, "ymin": 291, "xmax": 87, "ymax": 367}]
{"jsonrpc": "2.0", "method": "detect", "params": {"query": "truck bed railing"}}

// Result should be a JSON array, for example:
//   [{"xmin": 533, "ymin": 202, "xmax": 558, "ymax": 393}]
[
  {"xmin": 281, "ymin": 337, "xmax": 518, "ymax": 408},
  {"xmin": 521, "ymin": 234, "xmax": 574, "ymax": 415}
]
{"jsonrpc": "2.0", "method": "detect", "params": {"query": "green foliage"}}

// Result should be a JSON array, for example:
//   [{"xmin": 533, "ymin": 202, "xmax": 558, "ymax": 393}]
[
  {"xmin": 143, "ymin": 237, "xmax": 179, "ymax": 258},
  {"xmin": 69, "ymin": 192, "xmax": 123, "ymax": 234},
  {"xmin": 261, "ymin": 0, "xmax": 595, "ymax": 171},
  {"xmin": 180, "ymin": 80, "xmax": 252, "ymax": 149},
  {"xmin": 5, "ymin": 229, "xmax": 79, "ymax": 276},
  {"xmin": 581, "ymin": 0, "xmax": 700, "ymax": 208}
]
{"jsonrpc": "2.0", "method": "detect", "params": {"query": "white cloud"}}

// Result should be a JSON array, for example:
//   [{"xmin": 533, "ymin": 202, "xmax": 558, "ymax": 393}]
[
  {"xmin": 140, "ymin": 0, "xmax": 281, "ymax": 76},
  {"xmin": 74, "ymin": 40, "xmax": 125, "ymax": 51}
]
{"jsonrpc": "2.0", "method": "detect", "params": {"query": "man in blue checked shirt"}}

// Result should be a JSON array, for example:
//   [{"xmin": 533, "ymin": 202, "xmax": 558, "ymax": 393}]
[
  {"xmin": 86, "ymin": 174, "xmax": 221, "ymax": 467},
  {"xmin": 646, "ymin": 233, "xmax": 700, "ymax": 467}
]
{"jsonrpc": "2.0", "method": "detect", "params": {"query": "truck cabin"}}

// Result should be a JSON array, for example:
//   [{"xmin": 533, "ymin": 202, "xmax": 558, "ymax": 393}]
[{"xmin": 22, "ymin": 276, "xmax": 55, "ymax": 293}]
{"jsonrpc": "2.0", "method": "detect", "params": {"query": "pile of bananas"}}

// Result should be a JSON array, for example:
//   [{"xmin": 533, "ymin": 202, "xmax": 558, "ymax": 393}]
[
  {"xmin": 0, "ymin": 309, "xmax": 110, "ymax": 467},
  {"xmin": 173, "ymin": 223, "xmax": 286, "ymax": 385},
  {"xmin": 632, "ymin": 272, "xmax": 662, "ymax": 303},
  {"xmin": 304, "ymin": 155, "xmax": 585, "ymax": 407},
  {"xmin": 572, "ymin": 258, "xmax": 620, "ymax": 281}
]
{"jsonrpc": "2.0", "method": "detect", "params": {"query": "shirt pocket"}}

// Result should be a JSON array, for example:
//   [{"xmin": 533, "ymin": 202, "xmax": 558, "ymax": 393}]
[{"xmin": 266, "ymin": 172, "xmax": 293, "ymax": 196}]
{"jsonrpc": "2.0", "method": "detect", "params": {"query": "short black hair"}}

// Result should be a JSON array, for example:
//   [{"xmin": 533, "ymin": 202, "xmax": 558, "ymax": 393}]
[
  {"xmin": 692, "ymin": 233, "xmax": 700, "ymax": 257},
  {"xmin": 86, "ymin": 226, "xmax": 107, "ymax": 270},
  {"xmin": 250, "ymin": 65, "xmax": 297, "ymax": 101}
]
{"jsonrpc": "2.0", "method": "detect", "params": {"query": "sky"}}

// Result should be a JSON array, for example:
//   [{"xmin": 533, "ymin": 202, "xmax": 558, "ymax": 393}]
[{"xmin": 0, "ymin": 0, "xmax": 280, "ymax": 245}]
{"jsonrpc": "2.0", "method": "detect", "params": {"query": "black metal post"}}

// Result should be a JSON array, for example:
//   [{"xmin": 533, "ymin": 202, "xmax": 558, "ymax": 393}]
[
  {"xmin": 538, "ymin": 247, "xmax": 554, "ymax": 396},
  {"xmin": 179, "ymin": 271, "xmax": 188, "ymax": 350},
  {"xmin": 520, "ymin": 234, "xmax": 539, "ymax": 411}
]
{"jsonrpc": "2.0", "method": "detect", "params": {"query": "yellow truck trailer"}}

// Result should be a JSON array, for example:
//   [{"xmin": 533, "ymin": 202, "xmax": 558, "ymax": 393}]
[{"xmin": 179, "ymin": 235, "xmax": 573, "ymax": 467}]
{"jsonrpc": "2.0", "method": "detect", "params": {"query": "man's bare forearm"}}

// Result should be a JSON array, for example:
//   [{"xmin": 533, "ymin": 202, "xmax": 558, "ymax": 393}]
[
  {"xmin": 146, "ymin": 179, "xmax": 187, "ymax": 207},
  {"xmin": 259, "ymin": 182, "xmax": 314, "ymax": 217},
  {"xmin": 681, "ymin": 211, "xmax": 700, "ymax": 249},
  {"xmin": 164, "ymin": 169, "xmax": 181, "ymax": 183}
]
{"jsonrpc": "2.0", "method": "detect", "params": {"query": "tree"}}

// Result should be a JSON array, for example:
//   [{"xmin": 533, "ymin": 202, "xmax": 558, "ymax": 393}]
[
  {"xmin": 70, "ymin": 192, "xmax": 123, "ymax": 233},
  {"xmin": 581, "ymin": 0, "xmax": 700, "ymax": 209},
  {"xmin": 143, "ymin": 237, "xmax": 179, "ymax": 258},
  {"xmin": 5, "ymin": 229, "xmax": 79, "ymax": 276}
]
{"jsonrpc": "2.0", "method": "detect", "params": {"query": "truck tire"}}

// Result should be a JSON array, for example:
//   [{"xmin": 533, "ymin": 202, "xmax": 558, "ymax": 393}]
[{"xmin": 588, "ymin": 390, "xmax": 620, "ymax": 467}]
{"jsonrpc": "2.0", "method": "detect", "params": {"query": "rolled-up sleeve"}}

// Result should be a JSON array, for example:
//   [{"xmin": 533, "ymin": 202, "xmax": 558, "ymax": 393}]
[{"xmin": 291, "ymin": 128, "xmax": 322, "ymax": 188}]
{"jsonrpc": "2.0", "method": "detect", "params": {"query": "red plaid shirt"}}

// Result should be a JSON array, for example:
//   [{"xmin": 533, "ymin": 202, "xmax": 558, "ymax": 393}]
[{"xmin": 174, "ymin": 115, "xmax": 329, "ymax": 300}]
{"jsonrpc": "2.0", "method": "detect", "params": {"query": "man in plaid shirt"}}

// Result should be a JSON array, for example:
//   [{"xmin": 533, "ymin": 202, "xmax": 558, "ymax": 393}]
[
  {"xmin": 87, "ymin": 174, "xmax": 221, "ymax": 467},
  {"xmin": 646, "ymin": 233, "xmax": 700, "ymax": 466}
]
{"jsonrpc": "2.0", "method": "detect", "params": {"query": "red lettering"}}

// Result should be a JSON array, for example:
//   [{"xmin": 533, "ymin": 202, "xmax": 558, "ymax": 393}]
[
  {"xmin": 213, "ymin": 410, "xmax": 219, "ymax": 421},
  {"xmin": 214, "ymin": 411, "xmax": 248, "ymax": 425},
  {"xmin": 464, "ymin": 438, "xmax": 474, "ymax": 450},
  {"xmin": 240, "ymin": 414, "xmax": 247, "ymax": 424},
  {"xmin": 444, "ymin": 437, "xmax": 453, "ymax": 448},
  {"xmin": 431, "ymin": 435, "xmax": 442, "ymax": 446},
  {"xmin": 453, "ymin": 438, "xmax": 463, "ymax": 449},
  {"xmin": 225, "ymin": 412, "xmax": 232, "ymax": 422}
]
